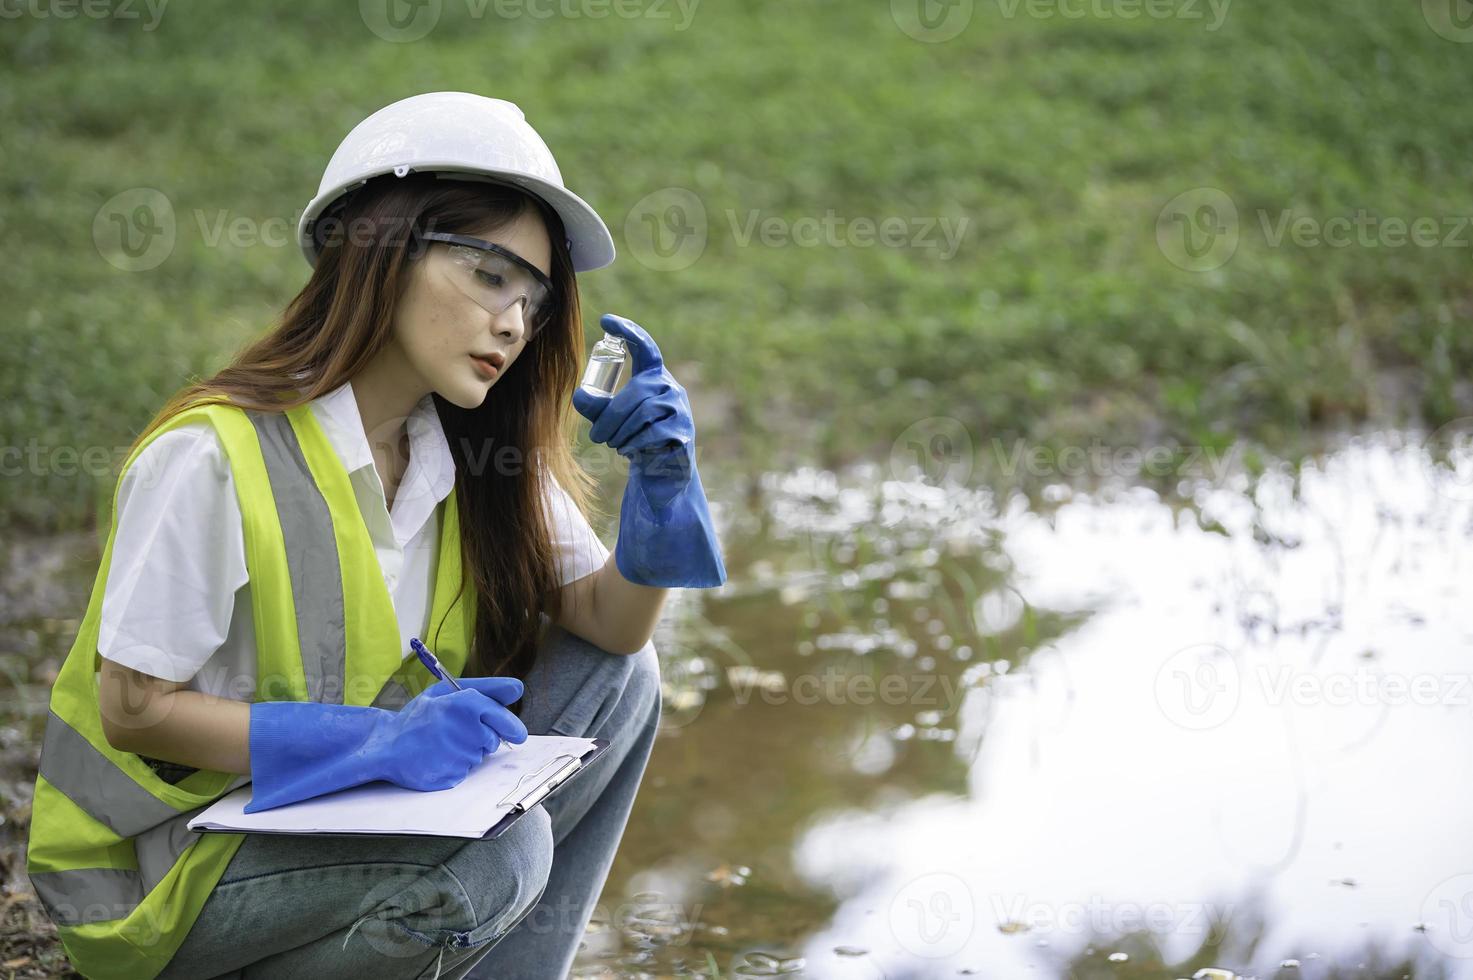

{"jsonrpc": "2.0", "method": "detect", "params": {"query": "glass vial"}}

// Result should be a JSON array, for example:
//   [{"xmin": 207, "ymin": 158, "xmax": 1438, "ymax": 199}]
[{"xmin": 580, "ymin": 333, "xmax": 627, "ymax": 397}]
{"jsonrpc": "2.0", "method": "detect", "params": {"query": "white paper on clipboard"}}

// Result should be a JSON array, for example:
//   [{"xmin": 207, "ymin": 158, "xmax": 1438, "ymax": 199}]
[{"xmin": 188, "ymin": 734, "xmax": 600, "ymax": 839}]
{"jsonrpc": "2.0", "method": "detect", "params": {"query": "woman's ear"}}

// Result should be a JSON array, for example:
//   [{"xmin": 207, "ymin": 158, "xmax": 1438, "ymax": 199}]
[{"xmin": 398, "ymin": 239, "xmax": 434, "ymax": 295}]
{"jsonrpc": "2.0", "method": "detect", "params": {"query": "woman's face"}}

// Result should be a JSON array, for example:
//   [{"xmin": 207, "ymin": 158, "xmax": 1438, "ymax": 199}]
[{"xmin": 392, "ymin": 204, "xmax": 553, "ymax": 410}]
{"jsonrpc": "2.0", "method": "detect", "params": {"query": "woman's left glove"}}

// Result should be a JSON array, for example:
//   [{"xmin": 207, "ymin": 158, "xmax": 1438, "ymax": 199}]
[{"xmin": 572, "ymin": 313, "xmax": 727, "ymax": 588}]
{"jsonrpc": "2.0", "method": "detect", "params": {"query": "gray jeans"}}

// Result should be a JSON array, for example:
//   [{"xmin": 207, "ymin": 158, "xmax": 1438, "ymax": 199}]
[{"xmin": 155, "ymin": 625, "xmax": 662, "ymax": 980}]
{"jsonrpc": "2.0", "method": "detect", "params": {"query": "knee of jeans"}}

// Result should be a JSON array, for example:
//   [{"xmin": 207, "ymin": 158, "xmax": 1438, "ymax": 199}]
[
  {"xmin": 619, "ymin": 638, "xmax": 663, "ymax": 734},
  {"xmin": 335, "ymin": 812, "xmax": 554, "ymax": 971},
  {"xmin": 456, "ymin": 804, "xmax": 556, "ymax": 941}
]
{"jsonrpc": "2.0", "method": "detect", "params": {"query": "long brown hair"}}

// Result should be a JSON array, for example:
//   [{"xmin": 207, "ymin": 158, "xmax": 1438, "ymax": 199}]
[{"xmin": 125, "ymin": 172, "xmax": 606, "ymax": 699}]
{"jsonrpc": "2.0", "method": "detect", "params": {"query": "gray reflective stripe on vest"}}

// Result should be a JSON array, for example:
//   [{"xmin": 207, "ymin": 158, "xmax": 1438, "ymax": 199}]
[
  {"xmin": 372, "ymin": 678, "xmax": 412, "ymax": 711},
  {"xmin": 38, "ymin": 711, "xmax": 180, "ymax": 838},
  {"xmin": 33, "ymin": 712, "xmax": 254, "ymax": 926},
  {"xmin": 29, "ymin": 789, "xmax": 247, "ymax": 928},
  {"xmin": 29, "ymin": 779, "xmax": 247, "ymax": 928},
  {"xmin": 29, "ymin": 867, "xmax": 143, "ymax": 926},
  {"xmin": 135, "ymin": 774, "xmax": 251, "ymax": 895},
  {"xmin": 246, "ymin": 409, "xmax": 348, "ymax": 705}
]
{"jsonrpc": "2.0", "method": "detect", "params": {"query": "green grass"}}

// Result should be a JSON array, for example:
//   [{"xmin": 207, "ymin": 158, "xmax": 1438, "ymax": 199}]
[{"xmin": 3, "ymin": 0, "xmax": 1471, "ymax": 530}]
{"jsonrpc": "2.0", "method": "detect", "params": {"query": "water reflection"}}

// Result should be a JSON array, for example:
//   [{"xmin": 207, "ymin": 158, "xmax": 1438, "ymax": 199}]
[{"xmin": 586, "ymin": 434, "xmax": 1473, "ymax": 978}]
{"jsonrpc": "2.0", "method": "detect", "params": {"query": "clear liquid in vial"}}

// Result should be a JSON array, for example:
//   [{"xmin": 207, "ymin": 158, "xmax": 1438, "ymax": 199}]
[{"xmin": 579, "ymin": 334, "xmax": 627, "ymax": 397}]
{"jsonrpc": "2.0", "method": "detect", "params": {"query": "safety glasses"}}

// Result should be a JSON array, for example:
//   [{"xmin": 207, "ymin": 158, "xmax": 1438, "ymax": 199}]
[{"xmin": 419, "ymin": 231, "xmax": 558, "ymax": 341}]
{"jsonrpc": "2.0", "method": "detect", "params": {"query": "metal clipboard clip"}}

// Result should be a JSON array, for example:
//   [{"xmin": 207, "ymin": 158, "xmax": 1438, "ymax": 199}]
[{"xmin": 496, "ymin": 753, "xmax": 583, "ymax": 814}]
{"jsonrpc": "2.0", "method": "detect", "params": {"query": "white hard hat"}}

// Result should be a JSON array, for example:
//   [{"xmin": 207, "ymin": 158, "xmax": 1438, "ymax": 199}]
[{"xmin": 297, "ymin": 91, "xmax": 615, "ymax": 273}]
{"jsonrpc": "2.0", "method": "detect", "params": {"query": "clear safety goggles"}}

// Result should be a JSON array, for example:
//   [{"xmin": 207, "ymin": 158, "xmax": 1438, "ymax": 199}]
[{"xmin": 420, "ymin": 231, "xmax": 557, "ymax": 340}]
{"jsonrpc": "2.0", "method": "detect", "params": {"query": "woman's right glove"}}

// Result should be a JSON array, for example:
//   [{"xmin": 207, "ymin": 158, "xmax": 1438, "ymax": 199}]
[{"xmin": 244, "ymin": 677, "xmax": 528, "ymax": 813}]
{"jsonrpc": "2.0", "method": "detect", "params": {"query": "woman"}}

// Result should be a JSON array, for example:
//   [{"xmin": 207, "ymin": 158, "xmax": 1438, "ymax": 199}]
[{"xmin": 25, "ymin": 91, "xmax": 726, "ymax": 980}]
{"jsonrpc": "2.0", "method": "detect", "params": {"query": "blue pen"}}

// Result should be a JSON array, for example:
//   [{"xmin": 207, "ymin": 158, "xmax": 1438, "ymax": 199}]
[{"xmin": 410, "ymin": 637, "xmax": 463, "ymax": 691}]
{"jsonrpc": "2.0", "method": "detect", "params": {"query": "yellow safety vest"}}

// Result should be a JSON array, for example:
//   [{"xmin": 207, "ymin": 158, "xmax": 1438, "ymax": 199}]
[{"xmin": 26, "ymin": 399, "xmax": 476, "ymax": 979}]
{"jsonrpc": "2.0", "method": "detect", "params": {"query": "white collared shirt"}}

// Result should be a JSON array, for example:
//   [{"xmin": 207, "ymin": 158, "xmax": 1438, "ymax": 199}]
[{"xmin": 98, "ymin": 381, "xmax": 610, "ymax": 701}]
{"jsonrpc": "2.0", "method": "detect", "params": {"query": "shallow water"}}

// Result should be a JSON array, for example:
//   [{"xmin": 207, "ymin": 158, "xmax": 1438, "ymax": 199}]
[
  {"xmin": 580, "ymin": 433, "xmax": 1473, "ymax": 979},
  {"xmin": 3, "ymin": 435, "xmax": 1470, "ymax": 978}
]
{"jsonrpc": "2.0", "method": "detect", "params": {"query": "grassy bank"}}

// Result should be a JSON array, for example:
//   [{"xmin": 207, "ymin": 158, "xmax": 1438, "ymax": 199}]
[{"xmin": 2, "ymin": 0, "xmax": 1471, "ymax": 531}]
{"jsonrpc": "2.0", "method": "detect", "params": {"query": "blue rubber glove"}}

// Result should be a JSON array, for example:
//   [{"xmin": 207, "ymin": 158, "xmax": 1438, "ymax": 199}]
[
  {"xmin": 244, "ymin": 677, "xmax": 528, "ymax": 813},
  {"xmin": 572, "ymin": 313, "xmax": 727, "ymax": 589}
]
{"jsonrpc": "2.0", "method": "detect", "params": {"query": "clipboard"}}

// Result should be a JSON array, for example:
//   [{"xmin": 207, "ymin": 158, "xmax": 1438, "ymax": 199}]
[
  {"xmin": 482, "ymin": 736, "xmax": 610, "ymax": 840},
  {"xmin": 189, "ymin": 737, "xmax": 612, "ymax": 841}
]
